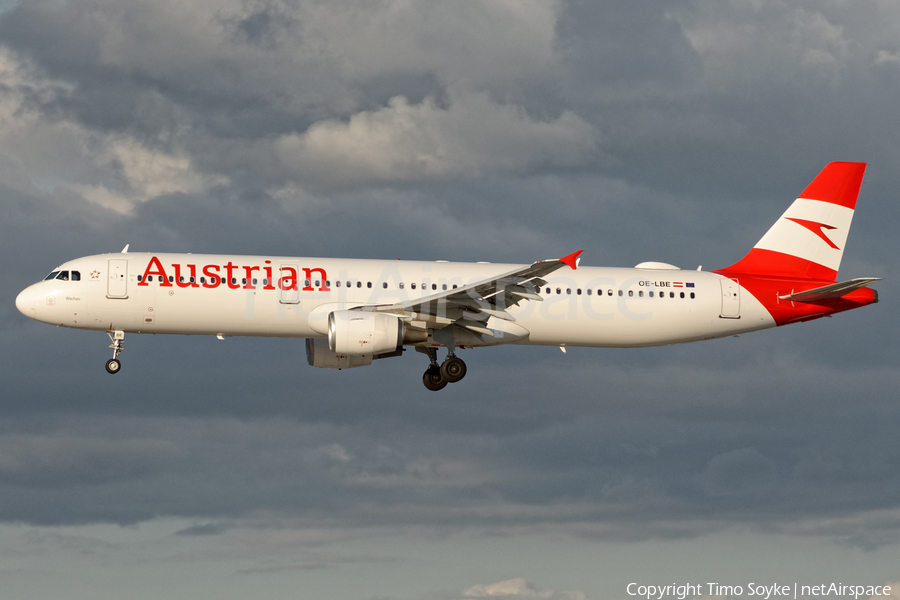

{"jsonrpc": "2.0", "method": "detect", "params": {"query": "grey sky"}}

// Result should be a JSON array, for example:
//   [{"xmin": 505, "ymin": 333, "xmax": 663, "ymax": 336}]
[{"xmin": 1, "ymin": 1, "xmax": 899, "ymax": 599}]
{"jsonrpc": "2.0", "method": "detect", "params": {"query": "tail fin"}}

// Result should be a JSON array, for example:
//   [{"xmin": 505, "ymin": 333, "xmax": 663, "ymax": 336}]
[{"xmin": 720, "ymin": 162, "xmax": 866, "ymax": 281}]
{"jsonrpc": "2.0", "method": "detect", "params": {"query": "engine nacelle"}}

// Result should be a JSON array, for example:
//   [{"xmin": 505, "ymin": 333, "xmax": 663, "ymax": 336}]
[
  {"xmin": 327, "ymin": 310, "xmax": 403, "ymax": 356},
  {"xmin": 306, "ymin": 338, "xmax": 373, "ymax": 369}
]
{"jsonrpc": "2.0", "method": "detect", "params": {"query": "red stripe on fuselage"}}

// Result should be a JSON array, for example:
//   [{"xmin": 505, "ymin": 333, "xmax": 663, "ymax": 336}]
[{"xmin": 716, "ymin": 249, "xmax": 838, "ymax": 282}]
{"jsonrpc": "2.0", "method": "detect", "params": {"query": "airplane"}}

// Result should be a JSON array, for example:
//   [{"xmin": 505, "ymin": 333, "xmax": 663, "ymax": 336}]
[{"xmin": 16, "ymin": 162, "xmax": 880, "ymax": 391}]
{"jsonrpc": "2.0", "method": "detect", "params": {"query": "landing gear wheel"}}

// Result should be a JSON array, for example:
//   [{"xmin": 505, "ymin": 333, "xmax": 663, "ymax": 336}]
[
  {"xmin": 440, "ymin": 356, "xmax": 467, "ymax": 383},
  {"xmin": 422, "ymin": 366, "xmax": 447, "ymax": 391},
  {"xmin": 106, "ymin": 331, "xmax": 125, "ymax": 374}
]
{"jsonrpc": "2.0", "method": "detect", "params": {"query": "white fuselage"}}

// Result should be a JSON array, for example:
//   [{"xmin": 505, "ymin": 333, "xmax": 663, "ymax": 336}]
[{"xmin": 16, "ymin": 252, "xmax": 776, "ymax": 348}]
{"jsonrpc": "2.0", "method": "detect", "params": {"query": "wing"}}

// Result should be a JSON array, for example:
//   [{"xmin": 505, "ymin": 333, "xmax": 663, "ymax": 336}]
[{"xmin": 364, "ymin": 250, "xmax": 583, "ymax": 337}]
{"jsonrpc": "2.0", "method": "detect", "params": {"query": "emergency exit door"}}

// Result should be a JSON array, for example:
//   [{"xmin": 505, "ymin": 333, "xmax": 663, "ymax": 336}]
[
  {"xmin": 278, "ymin": 264, "xmax": 300, "ymax": 304},
  {"xmin": 719, "ymin": 278, "xmax": 740, "ymax": 319},
  {"xmin": 107, "ymin": 259, "xmax": 128, "ymax": 298}
]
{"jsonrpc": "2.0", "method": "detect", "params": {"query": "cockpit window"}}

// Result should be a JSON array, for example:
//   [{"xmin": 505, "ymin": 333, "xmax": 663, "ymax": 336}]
[
  {"xmin": 44, "ymin": 271, "xmax": 60, "ymax": 280},
  {"xmin": 56, "ymin": 271, "xmax": 69, "ymax": 281},
  {"xmin": 71, "ymin": 271, "xmax": 81, "ymax": 281}
]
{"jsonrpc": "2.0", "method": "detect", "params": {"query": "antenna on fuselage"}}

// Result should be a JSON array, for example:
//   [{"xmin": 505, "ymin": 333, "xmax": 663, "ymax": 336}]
[{"xmin": 121, "ymin": 244, "xmax": 130, "ymax": 253}]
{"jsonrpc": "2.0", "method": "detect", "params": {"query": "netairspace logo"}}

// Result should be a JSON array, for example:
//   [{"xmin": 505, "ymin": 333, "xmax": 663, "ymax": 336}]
[{"xmin": 626, "ymin": 582, "xmax": 893, "ymax": 600}]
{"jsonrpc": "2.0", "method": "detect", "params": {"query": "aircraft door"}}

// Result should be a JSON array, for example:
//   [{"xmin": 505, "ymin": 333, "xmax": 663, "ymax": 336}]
[
  {"xmin": 107, "ymin": 259, "xmax": 128, "ymax": 298},
  {"xmin": 719, "ymin": 278, "xmax": 740, "ymax": 318},
  {"xmin": 278, "ymin": 264, "xmax": 300, "ymax": 304}
]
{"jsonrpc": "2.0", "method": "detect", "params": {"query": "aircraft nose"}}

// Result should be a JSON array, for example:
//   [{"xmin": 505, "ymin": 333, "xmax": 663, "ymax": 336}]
[{"xmin": 16, "ymin": 285, "xmax": 37, "ymax": 317}]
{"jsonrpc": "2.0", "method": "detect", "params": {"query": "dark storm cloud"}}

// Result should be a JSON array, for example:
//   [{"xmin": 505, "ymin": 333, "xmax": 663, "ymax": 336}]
[
  {"xmin": 558, "ymin": 1, "xmax": 900, "ymax": 203},
  {"xmin": 1, "ymin": 325, "xmax": 898, "ymax": 544},
  {"xmin": 1, "ymin": 0, "xmax": 899, "ymax": 554}
]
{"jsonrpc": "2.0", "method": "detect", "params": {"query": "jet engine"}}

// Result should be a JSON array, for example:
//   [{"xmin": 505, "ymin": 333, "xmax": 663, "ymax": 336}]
[
  {"xmin": 305, "ymin": 338, "xmax": 373, "ymax": 369},
  {"xmin": 327, "ymin": 310, "xmax": 403, "ymax": 356}
]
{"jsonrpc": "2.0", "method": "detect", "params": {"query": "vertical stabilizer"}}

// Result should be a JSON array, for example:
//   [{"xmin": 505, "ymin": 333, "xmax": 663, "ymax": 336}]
[{"xmin": 720, "ymin": 162, "xmax": 866, "ymax": 281}]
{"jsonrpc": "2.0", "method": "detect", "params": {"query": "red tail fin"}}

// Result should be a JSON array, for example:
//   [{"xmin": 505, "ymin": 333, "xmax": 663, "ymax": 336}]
[{"xmin": 719, "ymin": 162, "xmax": 866, "ymax": 281}]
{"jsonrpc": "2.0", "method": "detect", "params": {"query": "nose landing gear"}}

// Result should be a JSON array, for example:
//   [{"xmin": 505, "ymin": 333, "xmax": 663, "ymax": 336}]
[
  {"xmin": 106, "ymin": 330, "xmax": 124, "ymax": 374},
  {"xmin": 420, "ymin": 347, "xmax": 467, "ymax": 391}
]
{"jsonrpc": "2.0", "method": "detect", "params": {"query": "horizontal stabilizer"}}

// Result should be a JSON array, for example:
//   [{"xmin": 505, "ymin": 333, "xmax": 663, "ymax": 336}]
[{"xmin": 778, "ymin": 278, "xmax": 881, "ymax": 302}]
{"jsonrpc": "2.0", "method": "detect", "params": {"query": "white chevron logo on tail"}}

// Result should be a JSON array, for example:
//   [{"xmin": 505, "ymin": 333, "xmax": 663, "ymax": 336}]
[{"xmin": 753, "ymin": 197, "xmax": 854, "ymax": 273}]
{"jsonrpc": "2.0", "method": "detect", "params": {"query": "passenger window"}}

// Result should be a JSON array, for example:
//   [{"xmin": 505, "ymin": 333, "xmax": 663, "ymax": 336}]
[
  {"xmin": 325, "ymin": 280, "xmax": 330, "ymax": 287},
  {"xmin": 411, "ymin": 283, "xmax": 416, "ymax": 290},
  {"xmin": 566, "ymin": 289, "xmax": 571, "ymax": 295},
  {"xmin": 690, "ymin": 292, "xmax": 695, "ymax": 299},
  {"xmin": 221, "ymin": 277, "xmax": 227, "ymax": 284},
  {"xmin": 71, "ymin": 271, "xmax": 81, "ymax": 281},
  {"xmin": 250, "ymin": 278, "xmax": 256, "ymax": 285},
  {"xmin": 628, "ymin": 290, "xmax": 634, "ymax": 297},
  {"xmin": 618, "ymin": 290, "xmax": 623, "ymax": 297},
  {"xmin": 242, "ymin": 278, "xmax": 247, "ymax": 285},
  {"xmin": 649, "ymin": 291, "xmax": 654, "ymax": 298},
  {"xmin": 336, "ymin": 281, "xmax": 341, "ymax": 287},
  {"xmin": 382, "ymin": 282, "xmax": 388, "ymax": 289},
  {"xmin": 586, "ymin": 289, "xmax": 591, "ymax": 295},
  {"xmin": 577, "ymin": 289, "xmax": 582, "ymax": 295},
  {"xmin": 138, "ymin": 275, "xmax": 143, "ymax": 282},
  {"xmin": 442, "ymin": 284, "xmax": 447, "ymax": 290},
  {"xmin": 169, "ymin": 276, "xmax": 174, "ymax": 283},
  {"xmin": 546, "ymin": 288, "xmax": 551, "ymax": 294},
  {"xmin": 670, "ymin": 292, "xmax": 674, "ymax": 298},
  {"xmin": 608, "ymin": 289, "xmax": 613, "ymax": 296},
  {"xmin": 179, "ymin": 276, "xmax": 185, "ymax": 283},
  {"xmin": 680, "ymin": 292, "xmax": 685, "ymax": 298},
  {"xmin": 432, "ymin": 284, "xmax": 437, "ymax": 290},
  {"xmin": 357, "ymin": 281, "xmax": 362, "ymax": 288},
  {"xmin": 200, "ymin": 277, "xmax": 205, "ymax": 284},
  {"xmin": 556, "ymin": 288, "xmax": 561, "ymax": 294},
  {"xmin": 399, "ymin": 283, "xmax": 404, "ymax": 289},
  {"xmin": 453, "ymin": 284, "xmax": 458, "ymax": 289},
  {"xmin": 44, "ymin": 271, "xmax": 60, "ymax": 280},
  {"xmin": 367, "ymin": 282, "xmax": 372, "ymax": 288},
  {"xmin": 638, "ymin": 291, "xmax": 643, "ymax": 297}
]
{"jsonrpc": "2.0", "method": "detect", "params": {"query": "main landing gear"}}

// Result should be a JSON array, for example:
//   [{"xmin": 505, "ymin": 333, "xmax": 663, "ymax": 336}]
[
  {"xmin": 420, "ymin": 347, "xmax": 467, "ymax": 391},
  {"xmin": 106, "ymin": 330, "xmax": 124, "ymax": 374}
]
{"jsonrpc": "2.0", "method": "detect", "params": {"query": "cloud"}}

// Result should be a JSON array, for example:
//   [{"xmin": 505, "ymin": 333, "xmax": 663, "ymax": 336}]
[
  {"xmin": 0, "ymin": 434, "xmax": 182, "ymax": 488},
  {"xmin": 274, "ymin": 91, "xmax": 597, "ymax": 187},
  {"xmin": 0, "ymin": 48, "xmax": 224, "ymax": 212},
  {"xmin": 673, "ymin": 0, "xmax": 852, "ymax": 84},
  {"xmin": 459, "ymin": 578, "xmax": 587, "ymax": 600},
  {"xmin": 874, "ymin": 50, "xmax": 900, "ymax": 66},
  {"xmin": 67, "ymin": 138, "xmax": 227, "ymax": 212},
  {"xmin": 697, "ymin": 448, "xmax": 778, "ymax": 497},
  {"xmin": 0, "ymin": 0, "xmax": 589, "ymax": 198}
]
